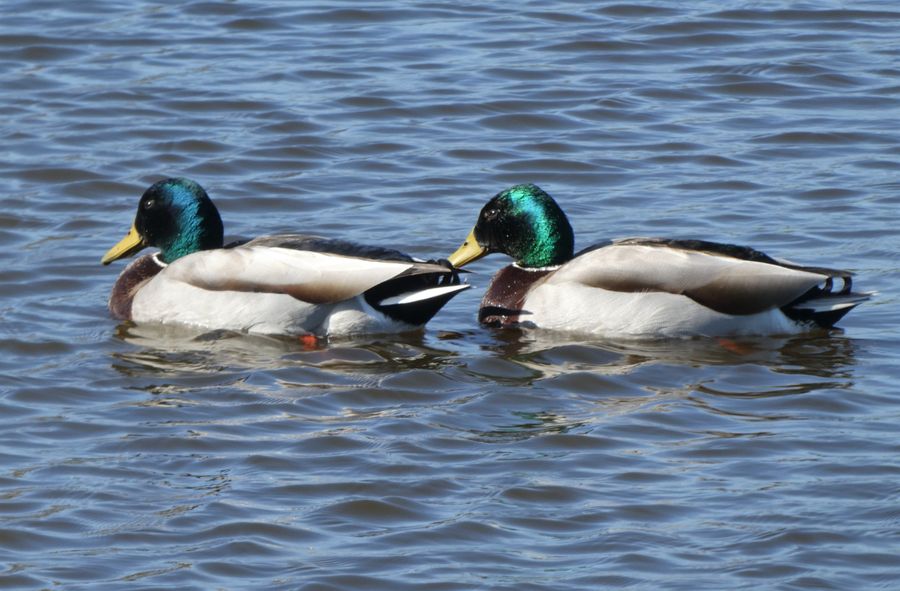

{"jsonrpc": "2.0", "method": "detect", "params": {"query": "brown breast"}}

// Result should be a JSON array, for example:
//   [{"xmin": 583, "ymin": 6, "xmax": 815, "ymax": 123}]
[
  {"xmin": 478, "ymin": 265, "xmax": 553, "ymax": 327},
  {"xmin": 108, "ymin": 254, "xmax": 164, "ymax": 320}
]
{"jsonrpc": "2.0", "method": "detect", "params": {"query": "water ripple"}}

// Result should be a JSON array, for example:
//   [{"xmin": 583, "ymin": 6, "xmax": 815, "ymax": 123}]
[{"xmin": 2, "ymin": 0, "xmax": 900, "ymax": 589}]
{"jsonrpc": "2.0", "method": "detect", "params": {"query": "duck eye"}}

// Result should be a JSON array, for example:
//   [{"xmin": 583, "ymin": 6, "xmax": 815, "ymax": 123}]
[{"xmin": 143, "ymin": 199, "xmax": 155, "ymax": 210}]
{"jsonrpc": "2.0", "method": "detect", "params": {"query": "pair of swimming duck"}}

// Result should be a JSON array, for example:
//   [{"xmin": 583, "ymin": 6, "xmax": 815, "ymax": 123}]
[{"xmin": 102, "ymin": 178, "xmax": 871, "ymax": 339}]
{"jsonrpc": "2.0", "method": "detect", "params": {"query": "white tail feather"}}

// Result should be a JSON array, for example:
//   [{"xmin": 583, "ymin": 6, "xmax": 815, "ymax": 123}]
[
  {"xmin": 379, "ymin": 283, "xmax": 470, "ymax": 306},
  {"xmin": 793, "ymin": 291, "xmax": 875, "ymax": 313}
]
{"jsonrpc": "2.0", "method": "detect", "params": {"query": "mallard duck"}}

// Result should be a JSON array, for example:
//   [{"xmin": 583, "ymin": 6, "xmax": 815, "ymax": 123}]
[
  {"xmin": 447, "ymin": 184, "xmax": 870, "ymax": 337},
  {"xmin": 101, "ymin": 178, "xmax": 469, "ymax": 337}
]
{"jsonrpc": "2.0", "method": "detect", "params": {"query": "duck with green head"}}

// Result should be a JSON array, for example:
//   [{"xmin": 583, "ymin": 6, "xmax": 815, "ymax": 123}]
[
  {"xmin": 447, "ymin": 183, "xmax": 870, "ymax": 337},
  {"xmin": 102, "ymin": 178, "xmax": 469, "ymax": 337}
]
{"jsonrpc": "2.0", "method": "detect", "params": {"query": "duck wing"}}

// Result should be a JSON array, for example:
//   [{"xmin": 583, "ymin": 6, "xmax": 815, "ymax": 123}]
[
  {"xmin": 162, "ymin": 244, "xmax": 453, "ymax": 305},
  {"xmin": 242, "ymin": 234, "xmax": 415, "ymax": 262},
  {"xmin": 550, "ymin": 239, "xmax": 850, "ymax": 316}
]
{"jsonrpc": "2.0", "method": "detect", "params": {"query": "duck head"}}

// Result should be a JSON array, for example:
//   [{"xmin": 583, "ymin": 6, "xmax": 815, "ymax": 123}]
[
  {"xmin": 448, "ymin": 183, "xmax": 574, "ymax": 269},
  {"xmin": 101, "ymin": 177, "xmax": 224, "ymax": 265}
]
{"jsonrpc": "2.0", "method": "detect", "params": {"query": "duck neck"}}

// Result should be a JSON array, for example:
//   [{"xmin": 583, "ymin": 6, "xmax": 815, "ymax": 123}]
[
  {"xmin": 492, "ymin": 184, "xmax": 575, "ymax": 268},
  {"xmin": 159, "ymin": 221, "xmax": 220, "ymax": 263},
  {"xmin": 515, "ymin": 209, "xmax": 574, "ymax": 268},
  {"xmin": 158, "ymin": 202, "xmax": 223, "ymax": 263}
]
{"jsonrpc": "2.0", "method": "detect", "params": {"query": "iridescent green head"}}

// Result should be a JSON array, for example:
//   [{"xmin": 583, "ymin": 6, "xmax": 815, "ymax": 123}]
[
  {"xmin": 448, "ymin": 184, "xmax": 575, "ymax": 268},
  {"xmin": 101, "ymin": 177, "xmax": 224, "ymax": 265}
]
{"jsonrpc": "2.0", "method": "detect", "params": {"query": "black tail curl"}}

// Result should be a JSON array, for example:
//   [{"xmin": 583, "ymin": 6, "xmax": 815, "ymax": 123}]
[{"xmin": 782, "ymin": 275, "xmax": 868, "ymax": 328}]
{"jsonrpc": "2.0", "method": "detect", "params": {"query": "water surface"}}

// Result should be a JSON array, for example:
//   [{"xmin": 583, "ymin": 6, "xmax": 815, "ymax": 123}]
[{"xmin": 2, "ymin": 1, "xmax": 900, "ymax": 589}]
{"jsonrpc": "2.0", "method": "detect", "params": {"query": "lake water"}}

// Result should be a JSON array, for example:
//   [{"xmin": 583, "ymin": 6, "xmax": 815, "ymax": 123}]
[{"xmin": 2, "ymin": 1, "xmax": 900, "ymax": 589}]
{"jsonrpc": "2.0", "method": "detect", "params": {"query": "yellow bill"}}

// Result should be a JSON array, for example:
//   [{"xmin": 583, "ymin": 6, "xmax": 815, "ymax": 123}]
[
  {"xmin": 447, "ymin": 228, "xmax": 488, "ymax": 268},
  {"xmin": 101, "ymin": 223, "xmax": 146, "ymax": 265}
]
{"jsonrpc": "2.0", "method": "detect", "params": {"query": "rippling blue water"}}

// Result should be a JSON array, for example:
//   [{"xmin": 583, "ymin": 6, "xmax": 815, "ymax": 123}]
[{"xmin": 2, "ymin": 1, "xmax": 900, "ymax": 589}]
